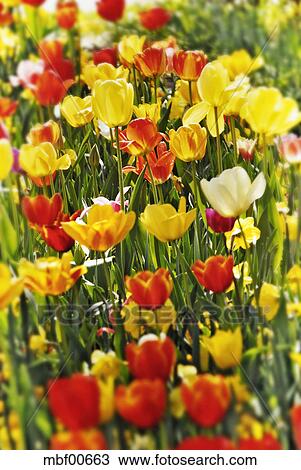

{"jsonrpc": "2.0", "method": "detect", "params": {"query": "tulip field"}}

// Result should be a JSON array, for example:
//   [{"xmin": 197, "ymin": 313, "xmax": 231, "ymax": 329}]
[{"xmin": 1, "ymin": 0, "xmax": 301, "ymax": 451}]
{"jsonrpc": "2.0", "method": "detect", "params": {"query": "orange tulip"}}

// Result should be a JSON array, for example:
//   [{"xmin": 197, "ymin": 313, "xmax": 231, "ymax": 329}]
[
  {"xmin": 134, "ymin": 47, "xmax": 167, "ymax": 78},
  {"xmin": 27, "ymin": 120, "xmax": 62, "ymax": 146},
  {"xmin": 123, "ymin": 142, "xmax": 175, "ymax": 185},
  {"xmin": 192, "ymin": 255, "xmax": 234, "ymax": 293},
  {"xmin": 115, "ymin": 379, "xmax": 166, "ymax": 428},
  {"xmin": 51, "ymin": 429, "xmax": 107, "ymax": 450},
  {"xmin": 126, "ymin": 268, "xmax": 173, "ymax": 309},
  {"xmin": 173, "ymin": 50, "xmax": 207, "ymax": 81},
  {"xmin": 56, "ymin": 0, "xmax": 78, "ymax": 30},
  {"xmin": 0, "ymin": 97, "xmax": 18, "ymax": 119},
  {"xmin": 119, "ymin": 118, "xmax": 164, "ymax": 156},
  {"xmin": 0, "ymin": 3, "xmax": 13, "ymax": 26},
  {"xmin": 34, "ymin": 70, "xmax": 72, "ymax": 106},
  {"xmin": 126, "ymin": 335, "xmax": 176, "ymax": 381},
  {"xmin": 22, "ymin": 193, "xmax": 63, "ymax": 228},
  {"xmin": 181, "ymin": 374, "xmax": 231, "ymax": 427}
]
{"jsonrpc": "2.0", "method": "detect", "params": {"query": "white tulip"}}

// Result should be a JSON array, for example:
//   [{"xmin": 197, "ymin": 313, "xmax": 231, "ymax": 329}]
[{"xmin": 200, "ymin": 166, "xmax": 266, "ymax": 218}]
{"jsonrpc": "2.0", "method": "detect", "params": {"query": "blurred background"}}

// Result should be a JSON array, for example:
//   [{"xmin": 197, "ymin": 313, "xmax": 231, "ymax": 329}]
[{"xmin": 45, "ymin": 0, "xmax": 144, "ymax": 11}]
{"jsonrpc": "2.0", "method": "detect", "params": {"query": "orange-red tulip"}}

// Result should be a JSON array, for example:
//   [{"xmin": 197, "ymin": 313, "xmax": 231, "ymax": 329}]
[
  {"xmin": 0, "ymin": 97, "xmax": 18, "ymax": 119},
  {"xmin": 181, "ymin": 374, "xmax": 231, "ymax": 427},
  {"xmin": 115, "ymin": 379, "xmax": 166, "ymax": 428},
  {"xmin": 27, "ymin": 120, "xmax": 62, "ymax": 146},
  {"xmin": 93, "ymin": 47, "xmax": 117, "ymax": 66},
  {"xmin": 21, "ymin": 0, "xmax": 45, "ymax": 6},
  {"xmin": 51, "ymin": 429, "xmax": 107, "ymax": 450},
  {"xmin": 139, "ymin": 7, "xmax": 171, "ymax": 31},
  {"xmin": 173, "ymin": 50, "xmax": 208, "ymax": 81},
  {"xmin": 123, "ymin": 142, "xmax": 175, "ymax": 185},
  {"xmin": 176, "ymin": 435, "xmax": 235, "ymax": 450},
  {"xmin": 22, "ymin": 193, "xmax": 63, "ymax": 228},
  {"xmin": 34, "ymin": 70, "xmax": 72, "ymax": 106},
  {"xmin": 48, "ymin": 374, "xmax": 100, "ymax": 431},
  {"xmin": 119, "ymin": 118, "xmax": 164, "ymax": 156},
  {"xmin": 126, "ymin": 336, "xmax": 176, "ymax": 380},
  {"xmin": 56, "ymin": 0, "xmax": 78, "ymax": 30},
  {"xmin": 125, "ymin": 268, "xmax": 173, "ymax": 309},
  {"xmin": 0, "ymin": 3, "xmax": 13, "ymax": 26},
  {"xmin": 192, "ymin": 255, "xmax": 234, "ymax": 293},
  {"xmin": 39, "ymin": 40, "xmax": 75, "ymax": 82},
  {"xmin": 238, "ymin": 434, "xmax": 282, "ymax": 450},
  {"xmin": 134, "ymin": 47, "xmax": 167, "ymax": 78},
  {"xmin": 96, "ymin": 0, "xmax": 125, "ymax": 22},
  {"xmin": 291, "ymin": 404, "xmax": 301, "ymax": 449}
]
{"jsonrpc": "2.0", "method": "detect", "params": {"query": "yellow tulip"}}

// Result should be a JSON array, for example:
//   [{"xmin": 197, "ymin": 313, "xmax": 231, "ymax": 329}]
[
  {"xmin": 240, "ymin": 87, "xmax": 301, "ymax": 137},
  {"xmin": 218, "ymin": 49, "xmax": 264, "ymax": 80},
  {"xmin": 133, "ymin": 102, "xmax": 161, "ymax": 124},
  {"xmin": 201, "ymin": 167, "xmax": 266, "ymax": 218},
  {"xmin": 169, "ymin": 124, "xmax": 207, "ymax": 162},
  {"xmin": 19, "ymin": 142, "xmax": 71, "ymax": 178},
  {"xmin": 62, "ymin": 204, "xmax": 136, "ymax": 251},
  {"xmin": 92, "ymin": 78, "xmax": 134, "ymax": 128},
  {"xmin": 140, "ymin": 197, "xmax": 196, "ymax": 242},
  {"xmin": 118, "ymin": 35, "xmax": 146, "ymax": 67},
  {"xmin": 19, "ymin": 252, "xmax": 87, "ymax": 296},
  {"xmin": 226, "ymin": 375, "xmax": 251, "ymax": 403},
  {"xmin": 29, "ymin": 326, "xmax": 47, "ymax": 353},
  {"xmin": 98, "ymin": 378, "xmax": 115, "ymax": 424},
  {"xmin": 82, "ymin": 63, "xmax": 129, "ymax": 89},
  {"xmin": 61, "ymin": 95, "xmax": 94, "ymax": 127},
  {"xmin": 225, "ymin": 217, "xmax": 261, "ymax": 250},
  {"xmin": 202, "ymin": 328, "xmax": 243, "ymax": 370},
  {"xmin": 258, "ymin": 282, "xmax": 280, "ymax": 321},
  {"xmin": 0, "ymin": 264, "xmax": 23, "ymax": 310},
  {"xmin": 223, "ymin": 75, "xmax": 250, "ymax": 116},
  {"xmin": 91, "ymin": 351, "xmax": 120, "ymax": 380},
  {"xmin": 287, "ymin": 264, "xmax": 301, "ymax": 293},
  {"xmin": 183, "ymin": 61, "xmax": 230, "ymax": 136},
  {"xmin": 0, "ymin": 139, "xmax": 13, "ymax": 180}
]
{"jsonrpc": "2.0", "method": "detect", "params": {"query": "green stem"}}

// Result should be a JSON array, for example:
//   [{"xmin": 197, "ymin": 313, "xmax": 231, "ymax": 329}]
[
  {"xmin": 230, "ymin": 116, "xmax": 238, "ymax": 163},
  {"xmin": 146, "ymin": 154, "xmax": 159, "ymax": 204},
  {"xmin": 114, "ymin": 127, "xmax": 125, "ymax": 211},
  {"xmin": 188, "ymin": 80, "xmax": 193, "ymax": 106},
  {"xmin": 214, "ymin": 107, "xmax": 223, "ymax": 174},
  {"xmin": 132, "ymin": 67, "xmax": 140, "ymax": 104}
]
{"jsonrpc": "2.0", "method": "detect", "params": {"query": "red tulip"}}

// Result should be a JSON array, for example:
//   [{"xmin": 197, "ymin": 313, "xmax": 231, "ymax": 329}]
[
  {"xmin": 48, "ymin": 374, "xmax": 100, "ymax": 431},
  {"xmin": 139, "ymin": 7, "xmax": 171, "ymax": 31},
  {"xmin": 176, "ymin": 435, "xmax": 235, "ymax": 450},
  {"xmin": 205, "ymin": 208, "xmax": 236, "ymax": 233},
  {"xmin": 34, "ymin": 70, "xmax": 72, "ymax": 106},
  {"xmin": 21, "ymin": 0, "xmax": 45, "ymax": 6},
  {"xmin": 119, "ymin": 118, "xmax": 164, "ymax": 157},
  {"xmin": 93, "ymin": 47, "xmax": 117, "ymax": 66},
  {"xmin": 56, "ymin": 0, "xmax": 78, "ymax": 30},
  {"xmin": 173, "ymin": 50, "xmax": 208, "ymax": 81},
  {"xmin": 0, "ymin": 97, "xmax": 18, "ymax": 119},
  {"xmin": 192, "ymin": 255, "xmax": 234, "ymax": 293},
  {"xmin": 238, "ymin": 433, "xmax": 282, "ymax": 450},
  {"xmin": 0, "ymin": 3, "xmax": 13, "ymax": 26},
  {"xmin": 51, "ymin": 429, "xmax": 107, "ymax": 450},
  {"xmin": 96, "ymin": 0, "xmax": 125, "ymax": 22},
  {"xmin": 22, "ymin": 194, "xmax": 63, "ymax": 228},
  {"xmin": 125, "ymin": 268, "xmax": 173, "ymax": 309},
  {"xmin": 116, "ymin": 379, "xmax": 166, "ymax": 428},
  {"xmin": 291, "ymin": 404, "xmax": 301, "ymax": 449},
  {"xmin": 126, "ymin": 336, "xmax": 176, "ymax": 381},
  {"xmin": 181, "ymin": 374, "xmax": 231, "ymax": 427},
  {"xmin": 134, "ymin": 47, "xmax": 167, "ymax": 78}
]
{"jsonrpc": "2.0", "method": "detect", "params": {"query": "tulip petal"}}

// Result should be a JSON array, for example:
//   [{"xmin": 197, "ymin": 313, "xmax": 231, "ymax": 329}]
[{"xmin": 183, "ymin": 101, "xmax": 210, "ymax": 126}]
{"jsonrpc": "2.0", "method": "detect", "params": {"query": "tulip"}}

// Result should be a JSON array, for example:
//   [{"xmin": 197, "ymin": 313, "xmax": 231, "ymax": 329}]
[
  {"xmin": 0, "ymin": 3, "xmax": 13, "ymax": 26},
  {"xmin": 291, "ymin": 404, "xmax": 301, "ymax": 449},
  {"xmin": 19, "ymin": 142, "xmax": 71, "ymax": 179},
  {"xmin": 139, "ymin": 7, "xmax": 171, "ymax": 31},
  {"xmin": 22, "ymin": 193, "xmax": 62, "ymax": 228},
  {"xmin": 34, "ymin": 69, "xmax": 72, "ymax": 106},
  {"xmin": 96, "ymin": 0, "xmax": 125, "ymax": 22},
  {"xmin": 277, "ymin": 134, "xmax": 301, "ymax": 165},
  {"xmin": 126, "ymin": 268, "xmax": 173, "ymax": 309},
  {"xmin": 181, "ymin": 374, "xmax": 231, "ymax": 427},
  {"xmin": 118, "ymin": 35, "xmax": 146, "ymax": 67},
  {"xmin": 19, "ymin": 252, "xmax": 87, "ymax": 296},
  {"xmin": 123, "ymin": 142, "xmax": 175, "ymax": 185},
  {"xmin": 238, "ymin": 434, "xmax": 282, "ymax": 450},
  {"xmin": 61, "ymin": 95, "xmax": 94, "ymax": 127},
  {"xmin": 56, "ymin": 0, "xmax": 78, "ymax": 30},
  {"xmin": 62, "ymin": 204, "xmax": 136, "ymax": 251},
  {"xmin": 218, "ymin": 49, "xmax": 264, "ymax": 80},
  {"xmin": 240, "ymin": 87, "xmax": 301, "ymax": 137},
  {"xmin": 205, "ymin": 208, "xmax": 235, "ymax": 233},
  {"xmin": 0, "ymin": 139, "xmax": 13, "ymax": 180},
  {"xmin": 258, "ymin": 283, "xmax": 280, "ymax": 321},
  {"xmin": 173, "ymin": 50, "xmax": 207, "ymax": 81},
  {"xmin": 176, "ymin": 435, "xmax": 235, "ymax": 450},
  {"xmin": 140, "ymin": 197, "xmax": 196, "ymax": 242},
  {"xmin": 115, "ymin": 379, "xmax": 166, "ymax": 428},
  {"xmin": 0, "ymin": 97, "xmax": 18, "ymax": 118},
  {"xmin": 41, "ymin": 220, "xmax": 78, "ymax": 252},
  {"xmin": 192, "ymin": 255, "xmax": 234, "ymax": 293},
  {"xmin": 225, "ymin": 217, "xmax": 261, "ymax": 251},
  {"xmin": 0, "ymin": 122, "xmax": 9, "ymax": 139},
  {"xmin": 92, "ymin": 79, "xmax": 134, "ymax": 128},
  {"xmin": 27, "ymin": 120, "xmax": 61, "ymax": 146},
  {"xmin": 0, "ymin": 263, "xmax": 24, "ymax": 310},
  {"xmin": 237, "ymin": 137, "xmax": 256, "ymax": 161},
  {"xmin": 202, "ymin": 328, "xmax": 243, "ymax": 369},
  {"xmin": 287, "ymin": 265, "xmax": 301, "ymax": 293},
  {"xmin": 119, "ymin": 118, "xmax": 163, "ymax": 156},
  {"xmin": 126, "ymin": 335, "xmax": 176, "ymax": 381},
  {"xmin": 93, "ymin": 47, "xmax": 117, "ymax": 66},
  {"xmin": 200, "ymin": 166, "xmax": 266, "ymax": 218},
  {"xmin": 134, "ymin": 47, "xmax": 167, "ymax": 78},
  {"xmin": 48, "ymin": 374, "xmax": 100, "ymax": 431},
  {"xmin": 133, "ymin": 102, "xmax": 161, "ymax": 124},
  {"xmin": 82, "ymin": 63, "xmax": 128, "ymax": 89},
  {"xmin": 169, "ymin": 124, "xmax": 207, "ymax": 162},
  {"xmin": 21, "ymin": 0, "xmax": 45, "ymax": 6},
  {"xmin": 51, "ymin": 429, "xmax": 107, "ymax": 450},
  {"xmin": 183, "ymin": 61, "xmax": 230, "ymax": 137}
]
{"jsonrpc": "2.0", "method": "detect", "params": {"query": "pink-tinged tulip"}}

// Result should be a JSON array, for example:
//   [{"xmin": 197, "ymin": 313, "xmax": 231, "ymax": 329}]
[
  {"xmin": 237, "ymin": 138, "xmax": 256, "ymax": 161},
  {"xmin": 277, "ymin": 134, "xmax": 301, "ymax": 165},
  {"xmin": 205, "ymin": 208, "xmax": 236, "ymax": 233}
]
